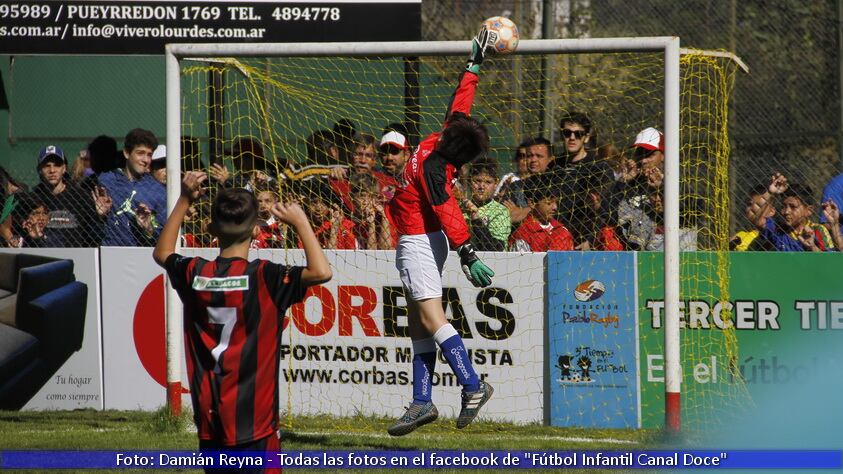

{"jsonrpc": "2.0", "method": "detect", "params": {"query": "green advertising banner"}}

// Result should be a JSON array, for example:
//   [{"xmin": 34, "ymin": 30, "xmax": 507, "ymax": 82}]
[{"xmin": 637, "ymin": 252, "xmax": 843, "ymax": 429}]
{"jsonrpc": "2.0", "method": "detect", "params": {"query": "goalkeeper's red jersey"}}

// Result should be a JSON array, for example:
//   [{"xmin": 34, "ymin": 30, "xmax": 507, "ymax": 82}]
[
  {"xmin": 165, "ymin": 254, "xmax": 305, "ymax": 445},
  {"xmin": 388, "ymin": 71, "xmax": 479, "ymax": 248}
]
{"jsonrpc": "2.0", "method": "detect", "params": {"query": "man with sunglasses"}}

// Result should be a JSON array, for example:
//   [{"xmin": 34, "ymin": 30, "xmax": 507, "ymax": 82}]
[
  {"xmin": 378, "ymin": 128, "xmax": 412, "ymax": 182},
  {"xmin": 548, "ymin": 111, "xmax": 614, "ymax": 249}
]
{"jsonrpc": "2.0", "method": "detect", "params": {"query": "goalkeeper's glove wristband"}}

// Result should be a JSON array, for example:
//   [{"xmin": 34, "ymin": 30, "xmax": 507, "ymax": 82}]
[
  {"xmin": 457, "ymin": 242, "xmax": 495, "ymax": 287},
  {"xmin": 465, "ymin": 26, "xmax": 491, "ymax": 74}
]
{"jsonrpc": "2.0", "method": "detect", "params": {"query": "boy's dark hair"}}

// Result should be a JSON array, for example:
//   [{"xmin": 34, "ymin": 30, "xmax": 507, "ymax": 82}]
[
  {"xmin": 123, "ymin": 128, "xmax": 158, "ymax": 153},
  {"xmin": 783, "ymin": 182, "xmax": 815, "ymax": 207},
  {"xmin": 522, "ymin": 173, "xmax": 558, "ymax": 203},
  {"xmin": 228, "ymin": 137, "xmax": 270, "ymax": 172},
  {"xmin": 559, "ymin": 111, "xmax": 592, "ymax": 135},
  {"xmin": 437, "ymin": 112, "xmax": 489, "ymax": 166},
  {"xmin": 469, "ymin": 158, "xmax": 499, "ymax": 179},
  {"xmin": 88, "ymin": 135, "xmax": 119, "ymax": 173},
  {"xmin": 353, "ymin": 133, "xmax": 377, "ymax": 150},
  {"xmin": 523, "ymin": 136, "xmax": 554, "ymax": 157},
  {"xmin": 514, "ymin": 139, "xmax": 530, "ymax": 160},
  {"xmin": 295, "ymin": 177, "xmax": 347, "ymax": 213},
  {"xmin": 350, "ymin": 173, "xmax": 379, "ymax": 196},
  {"xmin": 306, "ymin": 129, "xmax": 337, "ymax": 163},
  {"xmin": 12, "ymin": 192, "xmax": 46, "ymax": 221},
  {"xmin": 210, "ymin": 188, "xmax": 258, "ymax": 242}
]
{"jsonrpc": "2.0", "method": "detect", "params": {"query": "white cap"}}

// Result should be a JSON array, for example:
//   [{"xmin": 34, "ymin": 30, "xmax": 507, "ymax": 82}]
[
  {"xmin": 632, "ymin": 127, "xmax": 664, "ymax": 152},
  {"xmin": 379, "ymin": 131, "xmax": 409, "ymax": 150},
  {"xmin": 152, "ymin": 144, "xmax": 167, "ymax": 161}
]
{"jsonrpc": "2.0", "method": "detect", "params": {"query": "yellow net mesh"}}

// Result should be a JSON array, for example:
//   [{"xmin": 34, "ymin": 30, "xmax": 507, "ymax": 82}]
[{"xmin": 177, "ymin": 50, "xmax": 745, "ymax": 430}]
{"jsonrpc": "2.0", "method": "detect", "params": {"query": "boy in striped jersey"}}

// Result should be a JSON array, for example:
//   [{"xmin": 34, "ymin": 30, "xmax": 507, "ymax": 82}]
[{"xmin": 154, "ymin": 171, "xmax": 331, "ymax": 473}]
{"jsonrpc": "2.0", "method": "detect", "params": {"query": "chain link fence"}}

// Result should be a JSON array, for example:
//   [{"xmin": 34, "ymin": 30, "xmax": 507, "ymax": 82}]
[
  {"xmin": 423, "ymin": 0, "xmax": 843, "ymax": 241},
  {"xmin": 1, "ymin": 1, "xmax": 840, "ymax": 248}
]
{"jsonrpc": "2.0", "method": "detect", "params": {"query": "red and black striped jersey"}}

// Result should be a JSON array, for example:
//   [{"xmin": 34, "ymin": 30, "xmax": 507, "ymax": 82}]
[
  {"xmin": 165, "ymin": 254, "xmax": 305, "ymax": 445},
  {"xmin": 388, "ymin": 71, "xmax": 479, "ymax": 248}
]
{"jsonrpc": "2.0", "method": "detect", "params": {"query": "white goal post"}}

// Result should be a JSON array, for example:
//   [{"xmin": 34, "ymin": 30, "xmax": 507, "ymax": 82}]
[{"xmin": 163, "ymin": 37, "xmax": 683, "ymax": 432}]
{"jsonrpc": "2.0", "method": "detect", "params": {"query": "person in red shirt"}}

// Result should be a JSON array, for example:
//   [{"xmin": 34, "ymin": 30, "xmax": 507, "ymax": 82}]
[
  {"xmin": 386, "ymin": 27, "xmax": 496, "ymax": 437},
  {"xmin": 252, "ymin": 188, "xmax": 287, "ymax": 249},
  {"xmin": 351, "ymin": 173, "xmax": 396, "ymax": 249},
  {"xmin": 510, "ymin": 173, "xmax": 574, "ymax": 251},
  {"xmin": 329, "ymin": 133, "xmax": 399, "ymax": 212},
  {"xmin": 296, "ymin": 177, "xmax": 357, "ymax": 250},
  {"xmin": 153, "ymin": 172, "xmax": 332, "ymax": 473}
]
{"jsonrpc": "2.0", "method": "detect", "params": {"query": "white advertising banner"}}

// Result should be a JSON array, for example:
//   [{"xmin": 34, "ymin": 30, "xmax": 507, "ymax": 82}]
[
  {"xmin": 0, "ymin": 248, "xmax": 103, "ymax": 410},
  {"xmin": 100, "ymin": 246, "xmax": 190, "ymax": 410},
  {"xmin": 100, "ymin": 248, "xmax": 545, "ymax": 423}
]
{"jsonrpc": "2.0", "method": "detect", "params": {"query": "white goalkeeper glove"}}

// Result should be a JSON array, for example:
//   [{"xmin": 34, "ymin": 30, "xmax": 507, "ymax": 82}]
[{"xmin": 466, "ymin": 26, "xmax": 492, "ymax": 74}]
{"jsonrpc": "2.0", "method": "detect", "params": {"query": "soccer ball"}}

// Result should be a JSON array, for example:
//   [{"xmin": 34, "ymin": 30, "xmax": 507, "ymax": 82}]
[{"xmin": 482, "ymin": 16, "xmax": 519, "ymax": 54}]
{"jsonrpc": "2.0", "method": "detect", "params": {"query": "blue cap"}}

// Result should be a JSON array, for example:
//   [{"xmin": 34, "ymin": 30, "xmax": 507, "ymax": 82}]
[{"xmin": 37, "ymin": 145, "xmax": 67, "ymax": 165}]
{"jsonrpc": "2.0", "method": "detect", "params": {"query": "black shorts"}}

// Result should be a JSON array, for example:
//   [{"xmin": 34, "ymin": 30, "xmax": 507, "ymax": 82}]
[{"xmin": 199, "ymin": 432, "xmax": 281, "ymax": 474}]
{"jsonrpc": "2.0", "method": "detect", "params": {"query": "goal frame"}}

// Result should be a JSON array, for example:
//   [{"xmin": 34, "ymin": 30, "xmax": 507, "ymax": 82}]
[{"xmin": 163, "ymin": 37, "xmax": 683, "ymax": 432}]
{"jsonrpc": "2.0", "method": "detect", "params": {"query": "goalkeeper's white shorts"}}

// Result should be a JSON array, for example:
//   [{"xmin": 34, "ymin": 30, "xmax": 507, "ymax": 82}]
[{"xmin": 395, "ymin": 231, "xmax": 448, "ymax": 301}]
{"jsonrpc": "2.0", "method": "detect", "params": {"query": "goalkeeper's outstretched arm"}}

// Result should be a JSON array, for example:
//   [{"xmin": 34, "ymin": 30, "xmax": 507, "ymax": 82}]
[{"xmin": 441, "ymin": 26, "xmax": 493, "ymax": 125}]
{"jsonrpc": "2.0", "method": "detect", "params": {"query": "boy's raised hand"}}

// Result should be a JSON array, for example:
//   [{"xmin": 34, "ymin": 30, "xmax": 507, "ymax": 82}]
[
  {"xmin": 822, "ymin": 200, "xmax": 840, "ymax": 226},
  {"xmin": 768, "ymin": 172, "xmax": 788, "ymax": 195},
  {"xmin": 271, "ymin": 202, "xmax": 308, "ymax": 228},
  {"xmin": 181, "ymin": 171, "xmax": 207, "ymax": 202}
]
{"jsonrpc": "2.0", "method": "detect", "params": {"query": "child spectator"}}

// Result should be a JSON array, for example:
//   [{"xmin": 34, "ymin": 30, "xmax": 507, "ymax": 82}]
[
  {"xmin": 731, "ymin": 184, "xmax": 776, "ymax": 251},
  {"xmin": 510, "ymin": 173, "xmax": 574, "ymax": 251},
  {"xmin": 153, "ymin": 171, "xmax": 331, "ymax": 466},
  {"xmin": 350, "ymin": 173, "xmax": 395, "ymax": 249},
  {"xmin": 253, "ymin": 188, "xmax": 286, "ymax": 249},
  {"xmin": 821, "ymin": 199, "xmax": 843, "ymax": 250},
  {"xmin": 462, "ymin": 159, "xmax": 511, "ymax": 251},
  {"xmin": 296, "ymin": 178, "xmax": 357, "ymax": 249},
  {"xmin": 99, "ymin": 128, "xmax": 167, "ymax": 246},
  {"xmin": 180, "ymin": 196, "xmax": 211, "ymax": 248},
  {"xmin": 754, "ymin": 173, "xmax": 834, "ymax": 251},
  {"xmin": 10, "ymin": 193, "xmax": 58, "ymax": 248},
  {"xmin": 0, "ymin": 166, "xmax": 26, "ymax": 247}
]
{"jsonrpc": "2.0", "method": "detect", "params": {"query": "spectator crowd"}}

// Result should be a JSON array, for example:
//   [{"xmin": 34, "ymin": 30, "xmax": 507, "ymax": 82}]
[{"xmin": 2, "ymin": 113, "xmax": 841, "ymax": 252}]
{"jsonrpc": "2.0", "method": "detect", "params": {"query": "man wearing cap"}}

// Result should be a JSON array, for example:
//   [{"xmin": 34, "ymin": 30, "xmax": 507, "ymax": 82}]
[
  {"xmin": 98, "ymin": 128, "xmax": 167, "ymax": 246},
  {"xmin": 379, "ymin": 129, "xmax": 411, "ymax": 182},
  {"xmin": 547, "ymin": 112, "xmax": 614, "ymax": 249},
  {"xmin": 150, "ymin": 145, "xmax": 167, "ymax": 185},
  {"xmin": 30, "ymin": 145, "xmax": 105, "ymax": 247},
  {"xmin": 611, "ymin": 127, "xmax": 699, "ymax": 250}
]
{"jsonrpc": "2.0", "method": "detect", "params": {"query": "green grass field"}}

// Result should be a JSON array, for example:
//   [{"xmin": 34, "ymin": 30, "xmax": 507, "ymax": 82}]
[{"xmin": 0, "ymin": 409, "xmax": 665, "ymax": 473}]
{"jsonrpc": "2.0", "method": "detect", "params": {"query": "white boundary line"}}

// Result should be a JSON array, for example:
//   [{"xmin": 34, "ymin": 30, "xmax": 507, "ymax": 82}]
[{"xmin": 287, "ymin": 430, "xmax": 639, "ymax": 445}]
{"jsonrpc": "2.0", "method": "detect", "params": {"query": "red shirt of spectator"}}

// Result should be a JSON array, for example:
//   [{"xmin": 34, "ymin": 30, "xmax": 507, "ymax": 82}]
[
  {"xmin": 299, "ymin": 218, "xmax": 358, "ymax": 250},
  {"xmin": 595, "ymin": 226, "xmax": 625, "ymax": 250},
  {"xmin": 509, "ymin": 214, "xmax": 574, "ymax": 251}
]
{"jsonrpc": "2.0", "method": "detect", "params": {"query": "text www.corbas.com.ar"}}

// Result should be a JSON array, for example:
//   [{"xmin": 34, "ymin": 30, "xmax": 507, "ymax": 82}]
[{"xmin": 282, "ymin": 367, "xmax": 488, "ymax": 386}]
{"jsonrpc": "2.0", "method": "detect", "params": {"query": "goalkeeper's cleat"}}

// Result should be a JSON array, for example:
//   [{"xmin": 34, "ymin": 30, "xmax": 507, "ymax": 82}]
[
  {"xmin": 387, "ymin": 401, "xmax": 439, "ymax": 436},
  {"xmin": 456, "ymin": 381, "xmax": 494, "ymax": 429}
]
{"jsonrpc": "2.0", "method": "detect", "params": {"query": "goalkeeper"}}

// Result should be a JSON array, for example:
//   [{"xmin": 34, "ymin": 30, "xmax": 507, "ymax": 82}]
[{"xmin": 386, "ymin": 26, "xmax": 495, "ymax": 436}]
